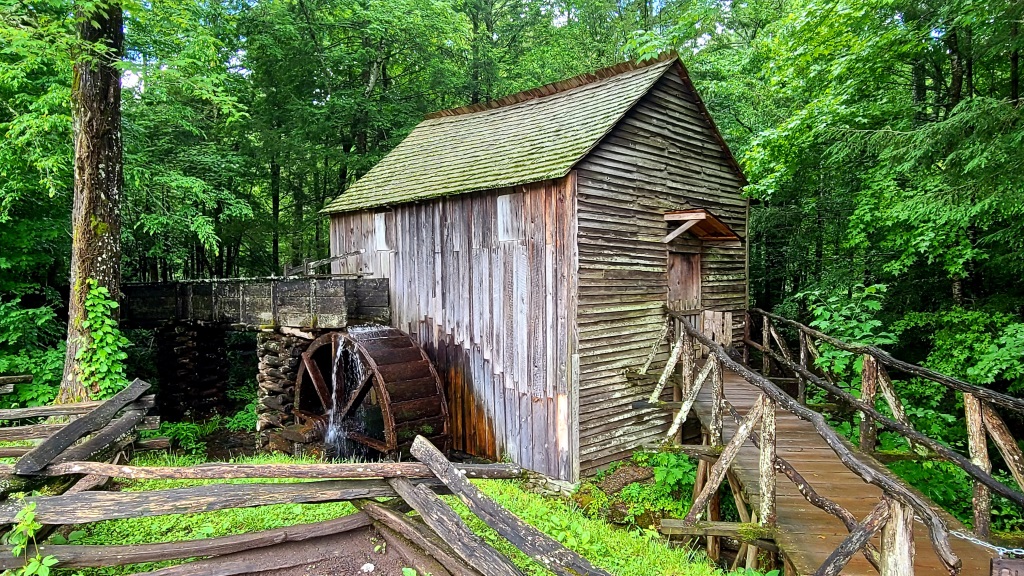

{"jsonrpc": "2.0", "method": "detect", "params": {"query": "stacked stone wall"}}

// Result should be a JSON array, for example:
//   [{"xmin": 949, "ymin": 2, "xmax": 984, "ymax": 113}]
[{"xmin": 256, "ymin": 331, "xmax": 310, "ymax": 448}]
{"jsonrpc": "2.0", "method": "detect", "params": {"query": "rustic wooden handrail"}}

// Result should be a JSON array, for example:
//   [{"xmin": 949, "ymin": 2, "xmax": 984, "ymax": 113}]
[
  {"xmin": 750, "ymin": 308, "xmax": 1024, "ymax": 546},
  {"xmin": 669, "ymin": 310, "xmax": 961, "ymax": 574},
  {"xmin": 752, "ymin": 308, "xmax": 1024, "ymax": 414},
  {"xmin": 753, "ymin": 330, "xmax": 1024, "ymax": 509}
]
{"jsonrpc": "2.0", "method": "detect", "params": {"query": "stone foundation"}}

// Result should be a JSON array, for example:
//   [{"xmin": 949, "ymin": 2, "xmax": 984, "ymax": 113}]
[{"xmin": 255, "ymin": 331, "xmax": 310, "ymax": 448}]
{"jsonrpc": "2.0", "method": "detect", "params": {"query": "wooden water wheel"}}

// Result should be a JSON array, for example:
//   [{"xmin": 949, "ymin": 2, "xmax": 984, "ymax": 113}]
[{"xmin": 293, "ymin": 327, "xmax": 449, "ymax": 454}]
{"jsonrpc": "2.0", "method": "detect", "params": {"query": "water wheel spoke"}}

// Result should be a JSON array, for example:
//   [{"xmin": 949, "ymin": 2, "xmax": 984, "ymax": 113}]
[
  {"xmin": 302, "ymin": 352, "xmax": 333, "ymax": 411},
  {"xmin": 336, "ymin": 371, "xmax": 375, "ymax": 421}
]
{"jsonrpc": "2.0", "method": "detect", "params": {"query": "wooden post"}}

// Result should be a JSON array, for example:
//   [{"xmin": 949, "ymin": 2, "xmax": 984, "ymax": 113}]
[
  {"xmin": 859, "ymin": 354, "xmax": 878, "ymax": 452},
  {"xmin": 743, "ymin": 312, "xmax": 751, "ymax": 365},
  {"xmin": 761, "ymin": 318, "xmax": 771, "ymax": 377},
  {"xmin": 710, "ymin": 356, "xmax": 724, "ymax": 446},
  {"xmin": 964, "ymin": 393, "xmax": 992, "ymax": 537},
  {"xmin": 880, "ymin": 499, "xmax": 914, "ymax": 576},
  {"xmin": 980, "ymin": 403, "xmax": 1024, "ymax": 490},
  {"xmin": 798, "ymin": 332, "xmax": 808, "ymax": 404},
  {"xmin": 680, "ymin": 336, "xmax": 695, "ymax": 398},
  {"xmin": 760, "ymin": 399, "xmax": 777, "ymax": 527}
]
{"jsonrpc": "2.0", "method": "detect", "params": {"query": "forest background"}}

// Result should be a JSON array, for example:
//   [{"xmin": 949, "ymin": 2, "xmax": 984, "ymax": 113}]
[{"xmin": 2, "ymin": 0, "xmax": 1024, "ymax": 530}]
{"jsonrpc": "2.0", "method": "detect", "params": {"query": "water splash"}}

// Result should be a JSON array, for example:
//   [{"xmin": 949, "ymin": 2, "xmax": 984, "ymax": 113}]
[{"xmin": 323, "ymin": 335, "xmax": 371, "ymax": 459}]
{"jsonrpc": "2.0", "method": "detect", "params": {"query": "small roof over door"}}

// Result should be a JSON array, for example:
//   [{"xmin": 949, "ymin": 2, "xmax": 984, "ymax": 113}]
[{"xmin": 662, "ymin": 209, "xmax": 741, "ymax": 243}]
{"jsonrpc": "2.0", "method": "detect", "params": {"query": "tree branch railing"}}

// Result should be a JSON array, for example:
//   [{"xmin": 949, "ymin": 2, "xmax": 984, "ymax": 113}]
[
  {"xmin": 650, "ymin": 310, "xmax": 962, "ymax": 575},
  {"xmin": 747, "ymin": 308, "xmax": 1024, "ymax": 541}
]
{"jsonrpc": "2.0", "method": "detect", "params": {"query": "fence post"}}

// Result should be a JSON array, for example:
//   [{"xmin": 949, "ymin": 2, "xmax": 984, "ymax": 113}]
[
  {"xmin": 761, "ymin": 317, "xmax": 771, "ymax": 377},
  {"xmin": 798, "ymin": 331, "xmax": 808, "ymax": 404},
  {"xmin": 860, "ymin": 354, "xmax": 879, "ymax": 452},
  {"xmin": 760, "ymin": 398, "xmax": 777, "ymax": 527},
  {"xmin": 880, "ymin": 499, "xmax": 915, "ymax": 576},
  {"xmin": 743, "ymin": 312, "xmax": 751, "ymax": 365},
  {"xmin": 964, "ymin": 393, "xmax": 992, "ymax": 537},
  {"xmin": 710, "ymin": 355, "xmax": 723, "ymax": 446}
]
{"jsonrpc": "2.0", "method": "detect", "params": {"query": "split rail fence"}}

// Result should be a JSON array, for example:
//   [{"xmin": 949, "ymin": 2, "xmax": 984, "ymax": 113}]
[{"xmin": 0, "ymin": 377, "xmax": 607, "ymax": 575}]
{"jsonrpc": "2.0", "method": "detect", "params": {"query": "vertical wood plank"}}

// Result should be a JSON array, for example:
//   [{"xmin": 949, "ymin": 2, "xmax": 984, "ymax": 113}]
[
  {"xmin": 964, "ymin": 393, "xmax": 992, "ymax": 538},
  {"xmin": 880, "ymin": 499, "xmax": 915, "ymax": 576},
  {"xmin": 860, "ymin": 354, "xmax": 879, "ymax": 452},
  {"xmin": 760, "ymin": 399, "xmax": 777, "ymax": 527}
]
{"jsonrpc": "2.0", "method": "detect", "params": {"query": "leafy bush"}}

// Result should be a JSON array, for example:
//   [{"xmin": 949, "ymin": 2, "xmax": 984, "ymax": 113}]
[
  {"xmin": 224, "ymin": 400, "xmax": 257, "ymax": 432},
  {"xmin": 147, "ymin": 419, "xmax": 223, "ymax": 455},
  {"xmin": 0, "ymin": 295, "xmax": 64, "ymax": 409}
]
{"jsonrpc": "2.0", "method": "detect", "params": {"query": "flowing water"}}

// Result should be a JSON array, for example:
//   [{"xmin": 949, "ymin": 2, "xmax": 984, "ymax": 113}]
[{"xmin": 322, "ymin": 325, "xmax": 389, "ymax": 459}]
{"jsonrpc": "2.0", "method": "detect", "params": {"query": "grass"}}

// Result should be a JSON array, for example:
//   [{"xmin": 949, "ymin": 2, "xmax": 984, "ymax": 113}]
[{"xmin": 2, "ymin": 451, "xmax": 757, "ymax": 575}]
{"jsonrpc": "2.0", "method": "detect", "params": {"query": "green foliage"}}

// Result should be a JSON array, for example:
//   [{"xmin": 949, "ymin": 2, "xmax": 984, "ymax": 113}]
[
  {"xmin": 146, "ymin": 419, "xmax": 222, "ymax": 455},
  {"xmin": 1, "ymin": 501, "xmax": 59, "ymax": 576},
  {"xmin": 224, "ymin": 400, "xmax": 257, "ymax": 432},
  {"xmin": 75, "ymin": 279, "xmax": 130, "ymax": 399}
]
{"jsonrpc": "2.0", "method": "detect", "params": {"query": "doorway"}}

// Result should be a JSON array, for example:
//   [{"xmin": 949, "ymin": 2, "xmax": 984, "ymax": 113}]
[{"xmin": 667, "ymin": 251, "xmax": 701, "ymax": 312}]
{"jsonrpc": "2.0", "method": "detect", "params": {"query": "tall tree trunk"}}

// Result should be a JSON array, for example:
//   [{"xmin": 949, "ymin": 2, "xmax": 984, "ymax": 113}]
[
  {"xmin": 271, "ymin": 158, "xmax": 281, "ymax": 274},
  {"xmin": 60, "ymin": 1, "xmax": 125, "ymax": 403}
]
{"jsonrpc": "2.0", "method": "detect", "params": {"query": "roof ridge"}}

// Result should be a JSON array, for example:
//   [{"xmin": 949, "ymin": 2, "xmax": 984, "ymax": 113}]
[{"xmin": 424, "ymin": 52, "xmax": 678, "ymax": 121}]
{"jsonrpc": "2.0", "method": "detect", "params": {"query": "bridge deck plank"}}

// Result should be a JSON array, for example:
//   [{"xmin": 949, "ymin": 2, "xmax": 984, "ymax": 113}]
[{"xmin": 690, "ymin": 367, "xmax": 993, "ymax": 575}]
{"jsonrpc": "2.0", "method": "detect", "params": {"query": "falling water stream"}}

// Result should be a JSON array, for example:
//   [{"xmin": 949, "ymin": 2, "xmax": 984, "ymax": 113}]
[{"xmin": 322, "ymin": 325, "xmax": 389, "ymax": 459}]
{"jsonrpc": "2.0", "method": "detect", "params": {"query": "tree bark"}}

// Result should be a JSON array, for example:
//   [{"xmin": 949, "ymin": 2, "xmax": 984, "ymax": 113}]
[{"xmin": 60, "ymin": 0, "xmax": 125, "ymax": 403}]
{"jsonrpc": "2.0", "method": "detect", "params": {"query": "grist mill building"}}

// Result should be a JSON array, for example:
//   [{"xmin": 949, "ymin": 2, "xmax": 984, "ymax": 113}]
[{"xmin": 322, "ymin": 54, "xmax": 748, "ymax": 481}]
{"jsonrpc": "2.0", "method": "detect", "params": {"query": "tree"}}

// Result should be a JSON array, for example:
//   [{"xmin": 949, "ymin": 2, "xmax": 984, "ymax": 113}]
[{"xmin": 59, "ymin": 0, "xmax": 125, "ymax": 402}]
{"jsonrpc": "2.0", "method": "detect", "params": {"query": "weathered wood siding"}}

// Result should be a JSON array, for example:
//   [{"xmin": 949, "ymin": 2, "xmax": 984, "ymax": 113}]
[
  {"xmin": 573, "ymin": 66, "xmax": 748, "ymax": 474},
  {"xmin": 329, "ymin": 178, "xmax": 579, "ymax": 480}
]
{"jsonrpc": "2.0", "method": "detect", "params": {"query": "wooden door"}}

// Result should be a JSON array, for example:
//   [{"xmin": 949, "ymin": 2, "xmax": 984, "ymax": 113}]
[{"xmin": 667, "ymin": 251, "xmax": 701, "ymax": 312}]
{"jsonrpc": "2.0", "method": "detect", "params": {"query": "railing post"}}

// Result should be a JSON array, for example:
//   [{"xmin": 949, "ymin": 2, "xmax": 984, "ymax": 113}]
[
  {"xmin": 880, "ymin": 499, "xmax": 915, "ymax": 576},
  {"xmin": 710, "ymin": 355, "xmax": 723, "ymax": 446},
  {"xmin": 761, "ymin": 317, "xmax": 771, "ymax": 377},
  {"xmin": 798, "ymin": 331, "xmax": 808, "ymax": 404},
  {"xmin": 760, "ymin": 398, "xmax": 777, "ymax": 527},
  {"xmin": 743, "ymin": 311, "xmax": 751, "ymax": 366},
  {"xmin": 860, "ymin": 354, "xmax": 879, "ymax": 452},
  {"xmin": 964, "ymin": 393, "xmax": 992, "ymax": 537}
]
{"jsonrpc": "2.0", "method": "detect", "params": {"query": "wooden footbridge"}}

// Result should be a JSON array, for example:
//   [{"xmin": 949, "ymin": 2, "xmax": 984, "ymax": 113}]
[{"xmin": 637, "ymin": 309, "xmax": 1024, "ymax": 576}]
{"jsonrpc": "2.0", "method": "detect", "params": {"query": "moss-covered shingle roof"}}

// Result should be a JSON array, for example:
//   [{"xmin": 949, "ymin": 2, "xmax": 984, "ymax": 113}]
[{"xmin": 322, "ymin": 57, "xmax": 678, "ymax": 214}]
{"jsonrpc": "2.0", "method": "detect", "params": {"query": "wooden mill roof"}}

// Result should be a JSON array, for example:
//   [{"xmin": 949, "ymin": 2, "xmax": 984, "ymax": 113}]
[{"xmin": 322, "ymin": 56, "xmax": 683, "ymax": 214}]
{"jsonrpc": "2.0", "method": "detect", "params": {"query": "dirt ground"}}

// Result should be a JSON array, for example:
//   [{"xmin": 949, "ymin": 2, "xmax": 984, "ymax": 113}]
[{"xmin": 178, "ymin": 526, "xmax": 430, "ymax": 576}]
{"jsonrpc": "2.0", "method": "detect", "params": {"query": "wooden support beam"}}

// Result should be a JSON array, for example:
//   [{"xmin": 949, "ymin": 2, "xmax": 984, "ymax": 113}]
[
  {"xmin": 658, "ymin": 521, "xmax": 778, "ymax": 552},
  {"xmin": 665, "ymin": 360, "xmax": 715, "ymax": 440},
  {"xmin": 662, "ymin": 220, "xmax": 700, "ymax": 243},
  {"xmin": 410, "ymin": 437, "xmax": 610, "ymax": 576},
  {"xmin": 683, "ymin": 396, "xmax": 766, "ymax": 525},
  {"xmin": 0, "ymin": 461, "xmax": 523, "ymax": 481},
  {"xmin": 650, "ymin": 334, "xmax": 686, "ymax": 403},
  {"xmin": 981, "ymin": 403, "xmax": 1024, "ymax": 491},
  {"xmin": 15, "ymin": 379, "xmax": 151, "ymax": 474},
  {"xmin": 664, "ymin": 212, "xmax": 708, "ymax": 221},
  {"xmin": 639, "ymin": 317, "xmax": 670, "ymax": 376},
  {"xmin": 880, "ymin": 499, "xmax": 915, "ymax": 576},
  {"xmin": 0, "ymin": 514, "xmax": 371, "ymax": 569},
  {"xmin": 814, "ymin": 499, "xmax": 890, "ymax": 576},
  {"xmin": 964, "ymin": 393, "xmax": 992, "ymax": 538},
  {"xmin": 387, "ymin": 477, "xmax": 523, "ymax": 576}
]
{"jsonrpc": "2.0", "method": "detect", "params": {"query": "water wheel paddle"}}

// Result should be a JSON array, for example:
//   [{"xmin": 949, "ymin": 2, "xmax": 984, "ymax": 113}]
[{"xmin": 294, "ymin": 327, "xmax": 449, "ymax": 454}]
